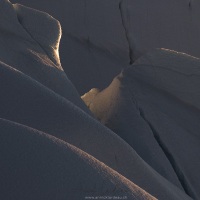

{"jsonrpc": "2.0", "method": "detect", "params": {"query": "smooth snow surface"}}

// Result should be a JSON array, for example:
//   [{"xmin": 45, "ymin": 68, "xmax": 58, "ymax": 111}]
[
  {"xmin": 12, "ymin": 0, "xmax": 200, "ymax": 93},
  {"xmin": 11, "ymin": 0, "xmax": 130, "ymax": 94},
  {"xmin": 120, "ymin": 0, "xmax": 200, "ymax": 62},
  {"xmin": 0, "ymin": 0, "xmax": 199, "ymax": 199},
  {"xmin": 83, "ymin": 49, "xmax": 200, "ymax": 199}
]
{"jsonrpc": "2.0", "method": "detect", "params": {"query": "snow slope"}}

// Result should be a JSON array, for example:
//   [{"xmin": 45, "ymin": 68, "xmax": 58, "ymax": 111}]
[
  {"xmin": 12, "ymin": 0, "xmax": 200, "ymax": 94},
  {"xmin": 82, "ymin": 49, "xmax": 200, "ymax": 199},
  {"xmin": 11, "ymin": 0, "xmax": 130, "ymax": 94},
  {"xmin": 0, "ymin": 118, "xmax": 156, "ymax": 200},
  {"xmin": 0, "ymin": 0, "xmax": 198, "ymax": 199},
  {"xmin": 120, "ymin": 0, "xmax": 200, "ymax": 62}
]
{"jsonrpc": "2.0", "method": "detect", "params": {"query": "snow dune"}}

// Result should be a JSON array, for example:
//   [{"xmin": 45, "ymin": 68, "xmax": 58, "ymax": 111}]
[
  {"xmin": 0, "ymin": 0, "xmax": 199, "ymax": 199},
  {"xmin": 11, "ymin": 0, "xmax": 130, "ymax": 94},
  {"xmin": 83, "ymin": 49, "xmax": 200, "ymax": 199}
]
